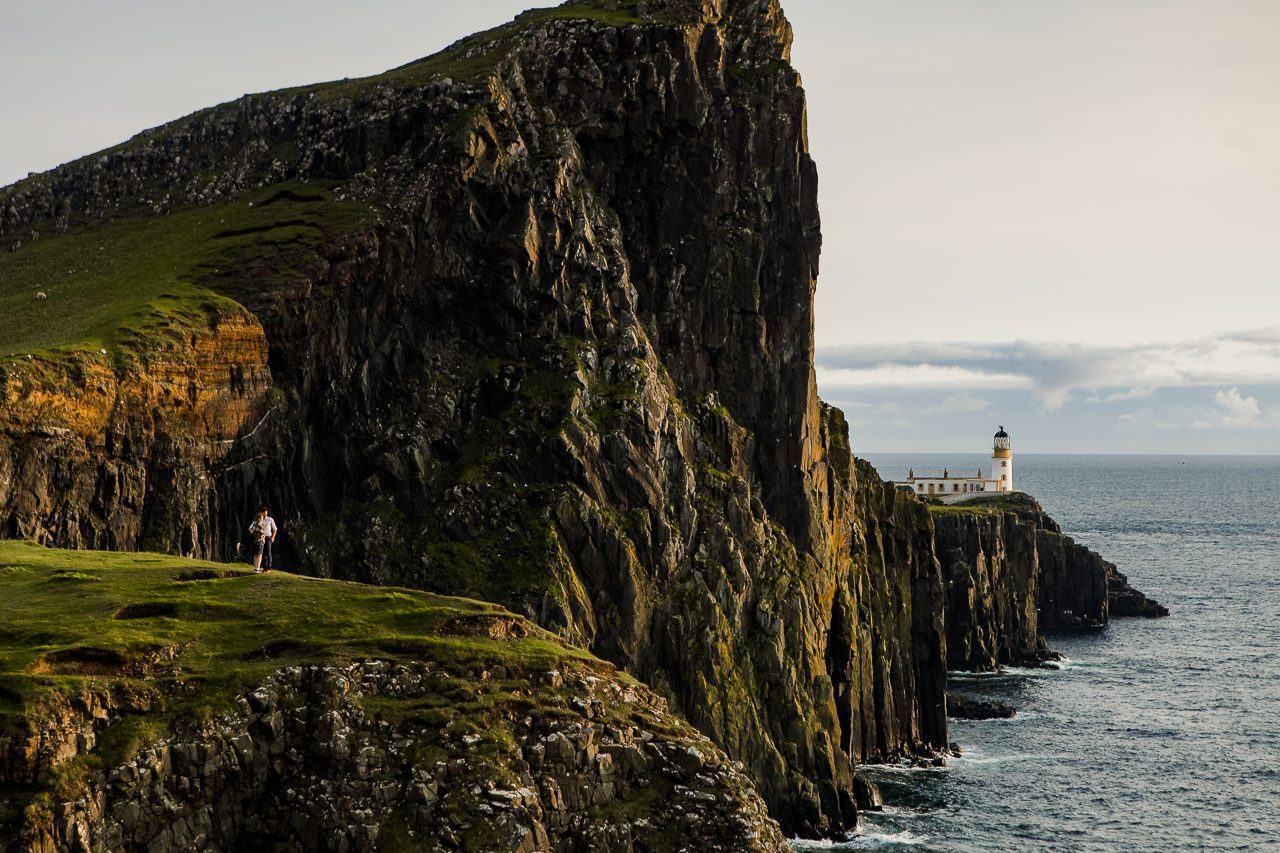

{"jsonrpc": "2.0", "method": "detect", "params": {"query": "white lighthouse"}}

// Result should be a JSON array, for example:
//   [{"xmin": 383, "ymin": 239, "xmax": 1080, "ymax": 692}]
[
  {"xmin": 893, "ymin": 427, "xmax": 1020, "ymax": 503},
  {"xmin": 992, "ymin": 425, "xmax": 1013, "ymax": 492}
]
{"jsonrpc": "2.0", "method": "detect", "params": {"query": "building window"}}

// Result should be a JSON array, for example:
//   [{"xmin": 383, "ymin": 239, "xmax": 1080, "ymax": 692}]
[{"xmin": 1001, "ymin": 460, "xmax": 1008, "ymax": 467}]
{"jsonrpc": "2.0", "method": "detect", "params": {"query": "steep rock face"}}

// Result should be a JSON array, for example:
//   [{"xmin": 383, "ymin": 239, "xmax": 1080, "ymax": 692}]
[
  {"xmin": 842, "ymin": 456, "xmax": 947, "ymax": 761},
  {"xmin": 8, "ymin": 662, "xmax": 786, "ymax": 852},
  {"xmin": 0, "ymin": 0, "xmax": 947, "ymax": 836},
  {"xmin": 1035, "ymin": 526, "xmax": 1111, "ymax": 630},
  {"xmin": 932, "ymin": 508, "xmax": 1046, "ymax": 670},
  {"xmin": 0, "ymin": 307, "xmax": 272, "ymax": 555},
  {"xmin": 933, "ymin": 493, "xmax": 1167, "ymax": 666},
  {"xmin": 1039, "ymin": 528, "xmax": 1169, "ymax": 626}
]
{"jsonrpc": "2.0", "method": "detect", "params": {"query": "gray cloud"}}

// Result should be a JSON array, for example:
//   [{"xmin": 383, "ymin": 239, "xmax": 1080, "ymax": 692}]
[
  {"xmin": 1225, "ymin": 326, "xmax": 1280, "ymax": 345},
  {"xmin": 816, "ymin": 331, "xmax": 1280, "ymax": 409}
]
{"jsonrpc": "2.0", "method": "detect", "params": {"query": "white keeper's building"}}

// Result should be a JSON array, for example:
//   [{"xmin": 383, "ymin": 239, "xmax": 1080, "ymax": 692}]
[{"xmin": 895, "ymin": 426, "xmax": 1015, "ymax": 504}]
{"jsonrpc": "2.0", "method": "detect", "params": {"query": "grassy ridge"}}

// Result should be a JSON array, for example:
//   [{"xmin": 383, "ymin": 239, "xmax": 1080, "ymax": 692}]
[
  {"xmin": 0, "ymin": 541, "xmax": 598, "ymax": 740},
  {"xmin": 0, "ymin": 1, "xmax": 672, "ymax": 198},
  {"xmin": 0, "ymin": 182, "xmax": 370, "ymax": 358},
  {"xmin": 283, "ymin": 0, "xmax": 673, "ymax": 101}
]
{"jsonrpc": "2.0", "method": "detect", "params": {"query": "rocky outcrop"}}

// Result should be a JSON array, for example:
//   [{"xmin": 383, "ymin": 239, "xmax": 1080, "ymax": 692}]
[
  {"xmin": 1035, "ymin": 525, "xmax": 1112, "ymax": 630},
  {"xmin": 0, "ymin": 0, "xmax": 950, "ymax": 838},
  {"xmin": 1108, "ymin": 568, "xmax": 1169, "ymax": 618},
  {"xmin": 946, "ymin": 695, "xmax": 1016, "ymax": 720},
  {"xmin": 932, "ymin": 506, "xmax": 1047, "ymax": 670},
  {"xmin": 932, "ymin": 493, "xmax": 1167, "ymax": 667},
  {"xmin": 8, "ymin": 662, "xmax": 786, "ymax": 852},
  {"xmin": 1008, "ymin": 494, "xmax": 1169, "ymax": 628}
]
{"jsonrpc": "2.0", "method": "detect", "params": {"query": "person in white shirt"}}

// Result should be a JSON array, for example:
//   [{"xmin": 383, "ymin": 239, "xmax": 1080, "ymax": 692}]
[{"xmin": 251, "ymin": 505, "xmax": 278, "ymax": 573}]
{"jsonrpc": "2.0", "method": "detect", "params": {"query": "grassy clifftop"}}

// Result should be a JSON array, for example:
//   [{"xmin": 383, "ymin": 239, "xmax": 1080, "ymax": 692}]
[
  {"xmin": 0, "ymin": 542, "xmax": 788, "ymax": 850},
  {"xmin": 0, "ymin": 541, "xmax": 606, "ymax": 760},
  {"xmin": 0, "ymin": 181, "xmax": 369, "ymax": 359},
  {"xmin": 925, "ymin": 494, "xmax": 1028, "ymax": 515}
]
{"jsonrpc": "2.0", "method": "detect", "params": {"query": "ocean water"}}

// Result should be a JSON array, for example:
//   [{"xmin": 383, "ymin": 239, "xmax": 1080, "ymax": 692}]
[{"xmin": 795, "ymin": 454, "xmax": 1280, "ymax": 852}]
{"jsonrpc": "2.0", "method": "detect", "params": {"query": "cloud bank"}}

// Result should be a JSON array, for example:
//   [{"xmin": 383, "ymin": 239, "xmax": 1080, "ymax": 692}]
[{"xmin": 816, "ymin": 329, "xmax": 1280, "ymax": 410}]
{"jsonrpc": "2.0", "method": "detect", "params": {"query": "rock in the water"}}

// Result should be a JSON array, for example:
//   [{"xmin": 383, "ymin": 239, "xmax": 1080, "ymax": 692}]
[
  {"xmin": 853, "ymin": 775, "xmax": 883, "ymax": 812},
  {"xmin": 946, "ymin": 695, "xmax": 1017, "ymax": 720}
]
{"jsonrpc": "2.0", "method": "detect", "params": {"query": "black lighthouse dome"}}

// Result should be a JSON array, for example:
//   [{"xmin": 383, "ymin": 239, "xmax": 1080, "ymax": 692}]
[{"xmin": 994, "ymin": 425, "xmax": 1009, "ymax": 438}]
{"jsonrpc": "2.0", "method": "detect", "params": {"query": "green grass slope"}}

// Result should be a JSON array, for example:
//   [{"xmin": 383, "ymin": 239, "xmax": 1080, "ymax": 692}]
[
  {"xmin": 925, "ymin": 494, "xmax": 1027, "ymax": 515},
  {"xmin": 0, "ymin": 542, "xmax": 730, "ymax": 847},
  {"xmin": 285, "ymin": 0, "xmax": 674, "ymax": 101},
  {"xmin": 0, "ymin": 182, "xmax": 369, "ymax": 359},
  {"xmin": 0, "ymin": 541, "xmax": 604, "ymax": 755}
]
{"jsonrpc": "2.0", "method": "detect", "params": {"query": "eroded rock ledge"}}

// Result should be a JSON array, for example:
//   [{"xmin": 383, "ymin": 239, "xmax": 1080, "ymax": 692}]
[
  {"xmin": 0, "ymin": 306, "xmax": 272, "ymax": 554},
  {"xmin": 945, "ymin": 695, "xmax": 1016, "ymax": 720}
]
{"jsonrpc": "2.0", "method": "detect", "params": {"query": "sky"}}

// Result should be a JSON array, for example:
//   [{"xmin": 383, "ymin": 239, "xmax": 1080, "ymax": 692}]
[{"xmin": 3, "ymin": 0, "xmax": 1278, "ymax": 453}]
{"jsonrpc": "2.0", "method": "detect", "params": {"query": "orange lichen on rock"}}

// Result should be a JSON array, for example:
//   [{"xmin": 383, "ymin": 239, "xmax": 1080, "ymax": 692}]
[
  {"xmin": 0, "ymin": 304, "xmax": 272, "ymax": 552},
  {"xmin": 0, "ymin": 309, "xmax": 269, "ymax": 444}
]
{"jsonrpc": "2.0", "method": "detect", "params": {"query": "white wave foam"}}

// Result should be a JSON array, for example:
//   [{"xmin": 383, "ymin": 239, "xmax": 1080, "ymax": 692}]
[
  {"xmin": 854, "ymin": 830, "xmax": 930, "ymax": 848},
  {"xmin": 789, "ymin": 830, "xmax": 930, "ymax": 850},
  {"xmin": 948, "ymin": 742, "xmax": 1054, "ymax": 766},
  {"xmin": 946, "ymin": 669, "xmax": 1012, "ymax": 678},
  {"xmin": 856, "ymin": 761, "xmax": 948, "ymax": 775},
  {"xmin": 871, "ymin": 804, "xmax": 916, "ymax": 816},
  {"xmin": 790, "ymin": 838, "xmax": 850, "ymax": 850}
]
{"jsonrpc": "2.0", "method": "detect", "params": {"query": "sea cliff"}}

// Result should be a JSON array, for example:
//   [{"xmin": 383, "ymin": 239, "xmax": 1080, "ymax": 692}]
[
  {"xmin": 931, "ymin": 493, "xmax": 1168, "ymax": 672},
  {"xmin": 0, "ymin": 0, "xmax": 949, "ymax": 837}
]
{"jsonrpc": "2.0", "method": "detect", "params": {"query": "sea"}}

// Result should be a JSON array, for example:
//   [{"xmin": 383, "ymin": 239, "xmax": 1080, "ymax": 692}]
[{"xmin": 793, "ymin": 453, "xmax": 1280, "ymax": 853}]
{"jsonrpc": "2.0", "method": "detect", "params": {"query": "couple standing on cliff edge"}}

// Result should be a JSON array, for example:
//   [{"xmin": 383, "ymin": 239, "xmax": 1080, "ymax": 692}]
[{"xmin": 250, "ymin": 506, "xmax": 278, "ymax": 573}]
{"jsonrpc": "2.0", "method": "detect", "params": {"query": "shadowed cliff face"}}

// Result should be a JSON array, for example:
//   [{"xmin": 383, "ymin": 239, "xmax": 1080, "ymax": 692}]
[
  {"xmin": 933, "ymin": 508, "xmax": 1047, "ymax": 670},
  {"xmin": 0, "ymin": 0, "xmax": 947, "ymax": 837}
]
